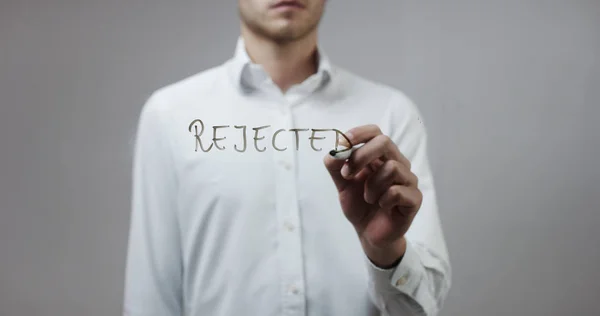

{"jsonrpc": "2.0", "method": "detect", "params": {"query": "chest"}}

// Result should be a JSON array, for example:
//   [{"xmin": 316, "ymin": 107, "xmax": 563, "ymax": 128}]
[{"xmin": 166, "ymin": 94, "xmax": 393, "ymax": 223}]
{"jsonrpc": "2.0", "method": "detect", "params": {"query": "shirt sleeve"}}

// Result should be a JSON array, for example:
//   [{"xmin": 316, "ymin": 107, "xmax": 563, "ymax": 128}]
[
  {"xmin": 365, "ymin": 94, "xmax": 452, "ymax": 316},
  {"xmin": 123, "ymin": 93, "xmax": 184, "ymax": 316}
]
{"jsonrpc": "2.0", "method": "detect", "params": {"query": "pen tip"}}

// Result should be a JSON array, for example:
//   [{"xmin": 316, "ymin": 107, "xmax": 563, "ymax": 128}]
[{"xmin": 329, "ymin": 149, "xmax": 337, "ymax": 156}]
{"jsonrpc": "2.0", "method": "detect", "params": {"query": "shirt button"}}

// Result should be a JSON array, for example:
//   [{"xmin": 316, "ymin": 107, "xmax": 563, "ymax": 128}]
[
  {"xmin": 279, "ymin": 160, "xmax": 292, "ymax": 170},
  {"xmin": 289, "ymin": 285, "xmax": 300, "ymax": 295},
  {"xmin": 283, "ymin": 221, "xmax": 295, "ymax": 232},
  {"xmin": 395, "ymin": 275, "xmax": 409, "ymax": 286}
]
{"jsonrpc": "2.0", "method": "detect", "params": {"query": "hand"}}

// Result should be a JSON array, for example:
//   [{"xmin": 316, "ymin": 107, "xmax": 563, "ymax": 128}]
[{"xmin": 323, "ymin": 124, "xmax": 423, "ymax": 268}]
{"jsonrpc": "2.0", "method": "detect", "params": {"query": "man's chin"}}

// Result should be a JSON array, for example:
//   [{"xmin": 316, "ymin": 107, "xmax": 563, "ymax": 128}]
[{"xmin": 263, "ymin": 28, "xmax": 303, "ymax": 42}]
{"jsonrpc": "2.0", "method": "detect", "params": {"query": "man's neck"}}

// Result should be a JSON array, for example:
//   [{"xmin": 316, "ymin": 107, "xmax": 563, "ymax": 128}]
[{"xmin": 241, "ymin": 28, "xmax": 319, "ymax": 93}]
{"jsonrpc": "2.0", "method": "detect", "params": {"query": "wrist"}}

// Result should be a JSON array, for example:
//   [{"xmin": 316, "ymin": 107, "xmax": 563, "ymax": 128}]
[{"xmin": 361, "ymin": 236, "xmax": 407, "ymax": 269}]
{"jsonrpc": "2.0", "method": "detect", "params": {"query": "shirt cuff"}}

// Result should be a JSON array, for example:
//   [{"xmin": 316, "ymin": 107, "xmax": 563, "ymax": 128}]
[{"xmin": 364, "ymin": 239, "xmax": 425, "ymax": 298}]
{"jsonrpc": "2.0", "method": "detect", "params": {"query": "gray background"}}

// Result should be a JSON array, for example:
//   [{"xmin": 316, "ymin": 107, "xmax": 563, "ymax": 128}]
[{"xmin": 1, "ymin": 0, "xmax": 599, "ymax": 315}]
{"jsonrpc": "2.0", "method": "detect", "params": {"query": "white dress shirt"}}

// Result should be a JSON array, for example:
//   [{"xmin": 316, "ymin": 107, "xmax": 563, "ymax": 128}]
[{"xmin": 123, "ymin": 37, "xmax": 451, "ymax": 316}]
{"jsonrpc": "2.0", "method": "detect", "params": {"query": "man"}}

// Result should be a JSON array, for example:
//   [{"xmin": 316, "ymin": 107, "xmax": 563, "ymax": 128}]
[{"xmin": 123, "ymin": 0, "xmax": 451, "ymax": 315}]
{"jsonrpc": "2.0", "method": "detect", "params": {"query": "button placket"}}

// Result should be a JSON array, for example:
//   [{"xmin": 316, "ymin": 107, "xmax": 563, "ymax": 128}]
[{"xmin": 273, "ymin": 98, "xmax": 306, "ymax": 314}]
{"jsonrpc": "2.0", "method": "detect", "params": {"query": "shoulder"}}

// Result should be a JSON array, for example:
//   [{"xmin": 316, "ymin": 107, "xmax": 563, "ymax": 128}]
[
  {"xmin": 333, "ymin": 65, "xmax": 425, "ymax": 130},
  {"xmin": 335, "ymin": 67, "xmax": 431, "ymax": 166}
]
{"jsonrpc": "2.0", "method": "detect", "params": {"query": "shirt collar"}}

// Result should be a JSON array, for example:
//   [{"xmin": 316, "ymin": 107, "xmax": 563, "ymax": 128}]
[{"xmin": 228, "ymin": 36, "xmax": 333, "ymax": 93}]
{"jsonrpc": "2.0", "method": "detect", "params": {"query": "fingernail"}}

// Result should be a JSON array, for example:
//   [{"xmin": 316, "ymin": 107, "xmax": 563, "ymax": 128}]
[
  {"xmin": 364, "ymin": 193, "xmax": 373, "ymax": 204},
  {"xmin": 341, "ymin": 164, "xmax": 351, "ymax": 178},
  {"xmin": 338, "ymin": 131, "xmax": 352, "ymax": 147}
]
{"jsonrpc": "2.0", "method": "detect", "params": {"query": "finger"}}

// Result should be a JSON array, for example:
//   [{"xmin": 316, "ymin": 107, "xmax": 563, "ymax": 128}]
[
  {"xmin": 364, "ymin": 160, "xmax": 418, "ymax": 204},
  {"xmin": 368, "ymin": 157, "xmax": 385, "ymax": 172},
  {"xmin": 323, "ymin": 154, "xmax": 350, "ymax": 191},
  {"xmin": 343, "ymin": 124, "xmax": 389, "ymax": 160},
  {"xmin": 344, "ymin": 125, "xmax": 411, "ymax": 170},
  {"xmin": 378, "ymin": 185, "xmax": 423, "ymax": 210},
  {"xmin": 342, "ymin": 134, "xmax": 402, "ymax": 178},
  {"xmin": 353, "ymin": 158, "xmax": 385, "ymax": 183},
  {"xmin": 324, "ymin": 151, "xmax": 385, "ymax": 192},
  {"xmin": 345, "ymin": 125, "xmax": 404, "ymax": 163},
  {"xmin": 344, "ymin": 124, "xmax": 383, "ymax": 145}
]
